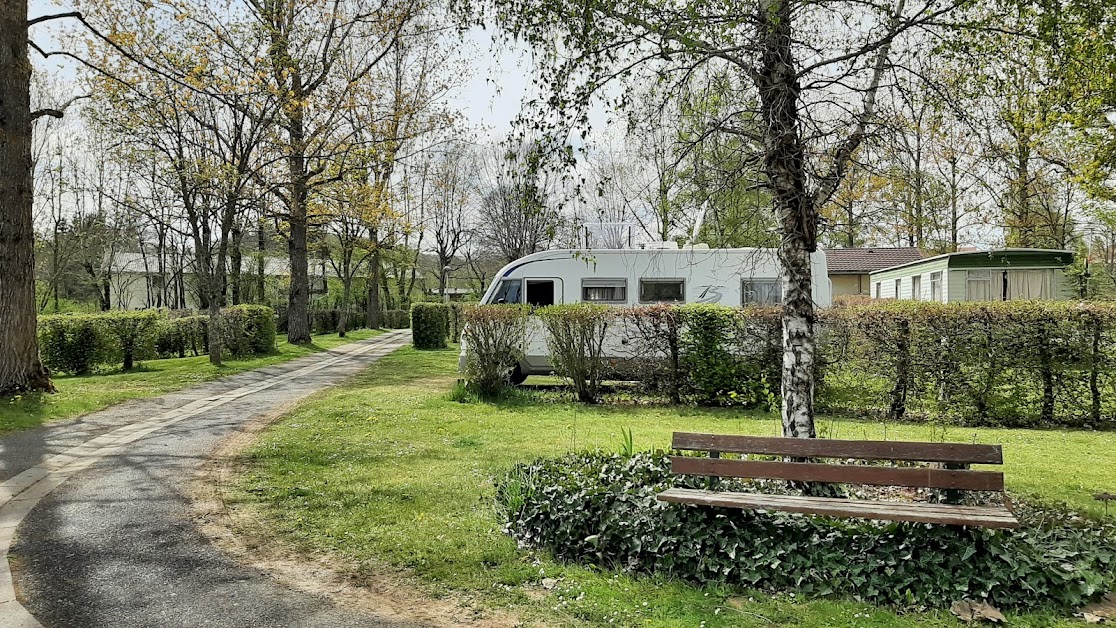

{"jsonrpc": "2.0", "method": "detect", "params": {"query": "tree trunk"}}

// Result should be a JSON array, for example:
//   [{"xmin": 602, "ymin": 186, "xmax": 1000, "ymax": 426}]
[
  {"xmin": 338, "ymin": 277, "xmax": 350, "ymax": 338},
  {"xmin": 757, "ymin": 0, "xmax": 815, "ymax": 438},
  {"xmin": 287, "ymin": 213, "xmax": 311, "ymax": 343},
  {"xmin": 366, "ymin": 247, "xmax": 383, "ymax": 329},
  {"xmin": 257, "ymin": 221, "xmax": 266, "ymax": 305},
  {"xmin": 0, "ymin": 0, "xmax": 53, "ymax": 394},
  {"xmin": 230, "ymin": 224, "xmax": 243, "ymax": 305}
]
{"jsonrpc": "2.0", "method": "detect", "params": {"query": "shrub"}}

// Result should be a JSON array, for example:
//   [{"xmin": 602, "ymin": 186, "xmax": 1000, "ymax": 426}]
[
  {"xmin": 678, "ymin": 304, "xmax": 780, "ymax": 407},
  {"xmin": 498, "ymin": 451, "xmax": 1116, "ymax": 611},
  {"xmin": 220, "ymin": 305, "xmax": 276, "ymax": 357},
  {"xmin": 620, "ymin": 304, "xmax": 684, "ymax": 402},
  {"xmin": 382, "ymin": 309, "xmax": 410, "ymax": 329},
  {"xmin": 461, "ymin": 305, "xmax": 528, "ymax": 396},
  {"xmin": 411, "ymin": 303, "xmax": 451, "ymax": 349},
  {"xmin": 100, "ymin": 311, "xmax": 160, "ymax": 370},
  {"xmin": 38, "ymin": 314, "xmax": 108, "ymax": 375},
  {"xmin": 154, "ymin": 315, "xmax": 208, "ymax": 358},
  {"xmin": 537, "ymin": 304, "xmax": 613, "ymax": 403}
]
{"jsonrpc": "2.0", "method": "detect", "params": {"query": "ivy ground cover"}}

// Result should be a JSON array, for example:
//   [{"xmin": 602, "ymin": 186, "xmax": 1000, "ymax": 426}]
[{"xmin": 229, "ymin": 346, "xmax": 1116, "ymax": 626}]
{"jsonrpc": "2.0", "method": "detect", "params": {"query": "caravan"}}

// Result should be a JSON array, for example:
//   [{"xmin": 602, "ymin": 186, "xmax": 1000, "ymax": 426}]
[{"xmin": 462, "ymin": 245, "xmax": 830, "ymax": 380}]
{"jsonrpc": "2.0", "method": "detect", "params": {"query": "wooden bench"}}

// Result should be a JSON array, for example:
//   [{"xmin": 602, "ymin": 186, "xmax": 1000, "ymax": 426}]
[{"xmin": 656, "ymin": 432, "xmax": 1019, "ymax": 529}]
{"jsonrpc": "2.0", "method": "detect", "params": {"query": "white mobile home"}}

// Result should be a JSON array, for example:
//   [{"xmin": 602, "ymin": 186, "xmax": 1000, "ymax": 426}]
[
  {"xmin": 466, "ymin": 245, "xmax": 830, "ymax": 379},
  {"xmin": 868, "ymin": 249, "xmax": 1075, "ymax": 302}
]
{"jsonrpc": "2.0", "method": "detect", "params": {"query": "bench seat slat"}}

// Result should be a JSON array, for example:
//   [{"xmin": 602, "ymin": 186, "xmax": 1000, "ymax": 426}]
[
  {"xmin": 671, "ymin": 457, "xmax": 1005, "ymax": 492},
  {"xmin": 657, "ymin": 488, "xmax": 1020, "ymax": 528},
  {"xmin": 671, "ymin": 433, "xmax": 1003, "ymax": 465}
]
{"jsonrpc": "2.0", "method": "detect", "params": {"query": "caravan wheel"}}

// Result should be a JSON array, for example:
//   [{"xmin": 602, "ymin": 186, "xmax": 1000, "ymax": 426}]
[{"xmin": 508, "ymin": 365, "xmax": 528, "ymax": 385}]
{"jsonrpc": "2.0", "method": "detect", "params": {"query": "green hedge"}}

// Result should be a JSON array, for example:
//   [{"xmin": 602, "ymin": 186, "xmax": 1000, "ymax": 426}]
[
  {"xmin": 37, "ymin": 306, "xmax": 276, "ymax": 374},
  {"xmin": 220, "ymin": 305, "xmax": 276, "ymax": 357},
  {"xmin": 382, "ymin": 309, "xmax": 410, "ymax": 329},
  {"xmin": 411, "ymin": 303, "xmax": 451, "ymax": 349},
  {"xmin": 516, "ymin": 300, "xmax": 1116, "ymax": 427},
  {"xmin": 38, "ymin": 314, "xmax": 113, "ymax": 375},
  {"xmin": 498, "ymin": 451, "xmax": 1116, "ymax": 611},
  {"xmin": 819, "ymin": 301, "xmax": 1116, "ymax": 428}
]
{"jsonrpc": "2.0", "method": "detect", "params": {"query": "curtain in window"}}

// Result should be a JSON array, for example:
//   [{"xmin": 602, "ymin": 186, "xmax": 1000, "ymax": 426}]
[
  {"xmin": 966, "ymin": 270, "xmax": 991, "ymax": 301},
  {"xmin": 1007, "ymin": 270, "xmax": 1053, "ymax": 300}
]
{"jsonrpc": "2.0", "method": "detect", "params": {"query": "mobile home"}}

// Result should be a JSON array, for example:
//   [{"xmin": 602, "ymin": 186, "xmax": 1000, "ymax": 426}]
[
  {"xmin": 464, "ymin": 245, "xmax": 830, "ymax": 379},
  {"xmin": 868, "ymin": 249, "xmax": 1075, "ymax": 302}
]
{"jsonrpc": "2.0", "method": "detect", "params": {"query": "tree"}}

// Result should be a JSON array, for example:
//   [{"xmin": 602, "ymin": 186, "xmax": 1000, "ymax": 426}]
[
  {"xmin": 476, "ymin": 140, "xmax": 563, "ymax": 262},
  {"xmin": 425, "ymin": 141, "xmax": 475, "ymax": 298},
  {"xmin": 469, "ymin": 0, "xmax": 987, "ymax": 437},
  {"xmin": 0, "ymin": 0, "xmax": 53, "ymax": 394}
]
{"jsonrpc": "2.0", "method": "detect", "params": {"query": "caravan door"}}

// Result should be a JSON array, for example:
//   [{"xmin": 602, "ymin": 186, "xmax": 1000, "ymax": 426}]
[{"xmin": 524, "ymin": 278, "xmax": 563, "ymax": 372}]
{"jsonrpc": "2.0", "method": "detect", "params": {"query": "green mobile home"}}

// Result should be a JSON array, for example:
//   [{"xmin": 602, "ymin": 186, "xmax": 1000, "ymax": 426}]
[{"xmin": 868, "ymin": 249, "xmax": 1075, "ymax": 302}]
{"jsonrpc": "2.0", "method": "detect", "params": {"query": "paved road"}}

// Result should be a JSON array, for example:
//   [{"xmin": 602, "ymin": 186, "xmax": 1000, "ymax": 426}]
[{"xmin": 0, "ymin": 331, "xmax": 415, "ymax": 628}]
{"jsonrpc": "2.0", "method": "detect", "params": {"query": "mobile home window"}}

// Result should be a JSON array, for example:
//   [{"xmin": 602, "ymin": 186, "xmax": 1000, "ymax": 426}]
[
  {"xmin": 582, "ymin": 278, "xmax": 627, "ymax": 303},
  {"xmin": 742, "ymin": 279, "xmax": 782, "ymax": 306},
  {"xmin": 874, "ymin": 282, "xmax": 881, "ymax": 299},
  {"xmin": 894, "ymin": 279, "xmax": 902, "ymax": 299},
  {"xmin": 911, "ymin": 275, "xmax": 922, "ymax": 301},
  {"xmin": 491, "ymin": 279, "xmax": 522, "ymax": 304},
  {"xmin": 966, "ymin": 270, "xmax": 993, "ymax": 301},
  {"xmin": 930, "ymin": 272, "xmax": 943, "ymax": 302},
  {"xmin": 1006, "ymin": 269, "xmax": 1054, "ymax": 300},
  {"xmin": 639, "ymin": 279, "xmax": 685, "ymax": 303}
]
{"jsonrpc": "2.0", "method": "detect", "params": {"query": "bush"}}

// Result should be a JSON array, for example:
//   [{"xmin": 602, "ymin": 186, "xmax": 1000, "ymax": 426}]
[
  {"xmin": 220, "ymin": 305, "xmax": 276, "ymax": 357},
  {"xmin": 820, "ymin": 301, "xmax": 1116, "ymax": 428},
  {"xmin": 411, "ymin": 303, "xmax": 451, "ymax": 349},
  {"xmin": 678, "ymin": 304, "xmax": 781, "ymax": 407},
  {"xmin": 498, "ymin": 451, "xmax": 1116, "ymax": 611},
  {"xmin": 537, "ymin": 304, "xmax": 613, "ymax": 403},
  {"xmin": 382, "ymin": 309, "xmax": 410, "ymax": 329},
  {"xmin": 461, "ymin": 305, "xmax": 528, "ymax": 396},
  {"xmin": 100, "ymin": 311, "xmax": 160, "ymax": 370},
  {"xmin": 38, "ymin": 314, "xmax": 108, "ymax": 375},
  {"xmin": 154, "ymin": 315, "xmax": 207, "ymax": 358}
]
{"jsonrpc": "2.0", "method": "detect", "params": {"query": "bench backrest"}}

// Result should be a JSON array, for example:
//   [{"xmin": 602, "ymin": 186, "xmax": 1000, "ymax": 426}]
[{"xmin": 671, "ymin": 432, "xmax": 1005, "ymax": 492}]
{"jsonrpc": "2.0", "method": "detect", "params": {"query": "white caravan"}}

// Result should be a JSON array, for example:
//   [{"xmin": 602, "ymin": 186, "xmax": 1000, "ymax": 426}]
[{"xmin": 462, "ymin": 245, "xmax": 831, "ymax": 381}]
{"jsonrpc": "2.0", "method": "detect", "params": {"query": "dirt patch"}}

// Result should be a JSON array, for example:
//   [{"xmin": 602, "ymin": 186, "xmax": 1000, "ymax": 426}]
[{"xmin": 188, "ymin": 401, "xmax": 523, "ymax": 628}]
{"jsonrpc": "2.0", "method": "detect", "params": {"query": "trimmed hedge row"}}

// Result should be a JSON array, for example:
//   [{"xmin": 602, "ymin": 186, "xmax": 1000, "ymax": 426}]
[
  {"xmin": 411, "ymin": 303, "xmax": 451, "ymax": 349},
  {"xmin": 38, "ymin": 306, "xmax": 276, "ymax": 374},
  {"xmin": 498, "ymin": 451, "xmax": 1116, "ymax": 611},
  {"xmin": 462, "ymin": 301, "xmax": 1116, "ymax": 427}
]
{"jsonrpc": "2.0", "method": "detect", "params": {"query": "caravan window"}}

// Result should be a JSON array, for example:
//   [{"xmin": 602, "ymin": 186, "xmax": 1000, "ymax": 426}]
[
  {"xmin": 912, "ymin": 275, "xmax": 922, "ymax": 301},
  {"xmin": 966, "ymin": 270, "xmax": 994, "ymax": 301},
  {"xmin": 582, "ymin": 278, "xmax": 627, "ymax": 303},
  {"xmin": 742, "ymin": 279, "xmax": 781, "ymax": 305},
  {"xmin": 492, "ymin": 279, "xmax": 522, "ymax": 304},
  {"xmin": 639, "ymin": 279, "xmax": 685, "ymax": 303},
  {"xmin": 930, "ymin": 272, "xmax": 943, "ymax": 302},
  {"xmin": 894, "ymin": 279, "xmax": 902, "ymax": 299},
  {"xmin": 526, "ymin": 280, "xmax": 556, "ymax": 307},
  {"xmin": 1006, "ymin": 270, "xmax": 1054, "ymax": 300}
]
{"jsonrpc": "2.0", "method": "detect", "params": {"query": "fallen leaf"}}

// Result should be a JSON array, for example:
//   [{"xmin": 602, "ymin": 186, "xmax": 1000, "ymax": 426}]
[
  {"xmin": 951, "ymin": 599, "xmax": 1005, "ymax": 623},
  {"xmin": 1080, "ymin": 593, "xmax": 1116, "ymax": 620},
  {"xmin": 1078, "ymin": 611, "xmax": 1106, "ymax": 624},
  {"xmin": 970, "ymin": 601, "xmax": 1005, "ymax": 623},
  {"xmin": 540, "ymin": 577, "xmax": 558, "ymax": 590},
  {"xmin": 951, "ymin": 600, "xmax": 975, "ymax": 622}
]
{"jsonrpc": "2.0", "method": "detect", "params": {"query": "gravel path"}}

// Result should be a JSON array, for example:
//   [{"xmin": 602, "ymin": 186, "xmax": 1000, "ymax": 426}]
[{"xmin": 0, "ymin": 331, "xmax": 415, "ymax": 628}]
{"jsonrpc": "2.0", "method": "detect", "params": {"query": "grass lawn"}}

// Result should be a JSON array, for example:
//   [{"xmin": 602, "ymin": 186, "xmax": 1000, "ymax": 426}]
[
  {"xmin": 0, "ymin": 329, "xmax": 384, "ymax": 435},
  {"xmin": 232, "ymin": 346, "xmax": 1115, "ymax": 627}
]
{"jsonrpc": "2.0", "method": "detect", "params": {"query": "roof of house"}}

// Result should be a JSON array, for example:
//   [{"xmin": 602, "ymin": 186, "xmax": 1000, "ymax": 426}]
[
  {"xmin": 824, "ymin": 247, "xmax": 924, "ymax": 274},
  {"xmin": 869, "ymin": 248, "xmax": 1075, "ymax": 276}
]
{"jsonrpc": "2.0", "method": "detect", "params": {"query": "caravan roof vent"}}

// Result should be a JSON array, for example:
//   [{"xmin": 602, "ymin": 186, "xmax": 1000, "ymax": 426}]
[
  {"xmin": 645, "ymin": 241, "xmax": 680, "ymax": 250},
  {"xmin": 689, "ymin": 243, "xmax": 710, "ymax": 250}
]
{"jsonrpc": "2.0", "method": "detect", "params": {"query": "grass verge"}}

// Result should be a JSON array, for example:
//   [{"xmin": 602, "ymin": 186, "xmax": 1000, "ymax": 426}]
[
  {"xmin": 231, "ymin": 346, "xmax": 1114, "ymax": 627},
  {"xmin": 0, "ymin": 329, "xmax": 384, "ymax": 435}
]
